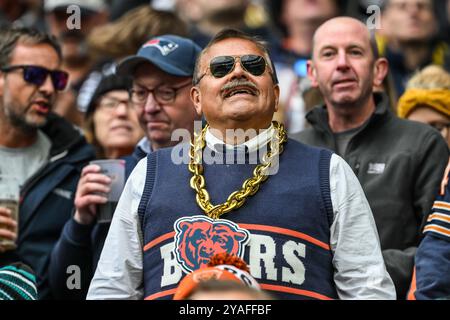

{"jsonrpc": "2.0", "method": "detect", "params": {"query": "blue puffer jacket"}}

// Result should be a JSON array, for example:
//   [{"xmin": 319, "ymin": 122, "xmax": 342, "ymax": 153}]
[{"xmin": 0, "ymin": 113, "xmax": 95, "ymax": 299}]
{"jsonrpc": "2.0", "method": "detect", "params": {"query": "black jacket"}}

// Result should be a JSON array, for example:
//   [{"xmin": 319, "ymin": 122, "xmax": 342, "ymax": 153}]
[
  {"xmin": 49, "ymin": 143, "xmax": 147, "ymax": 299},
  {"xmin": 292, "ymin": 94, "xmax": 449, "ymax": 299},
  {"xmin": 0, "ymin": 113, "xmax": 95, "ymax": 299}
]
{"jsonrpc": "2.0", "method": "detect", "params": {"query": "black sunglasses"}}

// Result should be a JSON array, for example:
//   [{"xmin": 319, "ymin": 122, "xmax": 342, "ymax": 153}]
[
  {"xmin": 197, "ymin": 55, "xmax": 271, "ymax": 84},
  {"xmin": 1, "ymin": 65, "xmax": 69, "ymax": 91}
]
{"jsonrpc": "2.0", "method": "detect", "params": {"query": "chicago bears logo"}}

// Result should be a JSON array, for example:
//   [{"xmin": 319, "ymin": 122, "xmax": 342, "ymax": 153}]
[
  {"xmin": 143, "ymin": 38, "xmax": 178, "ymax": 56},
  {"xmin": 173, "ymin": 216, "xmax": 250, "ymax": 274}
]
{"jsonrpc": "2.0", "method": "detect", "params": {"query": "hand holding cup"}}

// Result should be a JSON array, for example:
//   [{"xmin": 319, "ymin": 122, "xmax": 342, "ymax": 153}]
[
  {"xmin": 0, "ymin": 176, "xmax": 19, "ymax": 252},
  {"xmin": 74, "ymin": 164, "xmax": 112, "ymax": 225},
  {"xmin": 0, "ymin": 207, "xmax": 17, "ymax": 253},
  {"xmin": 75, "ymin": 160, "xmax": 125, "ymax": 224}
]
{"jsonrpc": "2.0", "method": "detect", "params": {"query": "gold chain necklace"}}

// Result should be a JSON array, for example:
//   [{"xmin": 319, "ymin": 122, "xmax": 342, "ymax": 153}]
[{"xmin": 188, "ymin": 121, "xmax": 288, "ymax": 220}]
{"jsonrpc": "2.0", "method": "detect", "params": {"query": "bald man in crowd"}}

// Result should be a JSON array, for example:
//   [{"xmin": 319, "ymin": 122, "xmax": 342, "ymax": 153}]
[{"xmin": 293, "ymin": 17, "xmax": 449, "ymax": 299}]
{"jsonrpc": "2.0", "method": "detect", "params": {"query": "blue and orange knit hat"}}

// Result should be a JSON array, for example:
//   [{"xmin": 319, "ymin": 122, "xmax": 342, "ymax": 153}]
[{"xmin": 173, "ymin": 253, "xmax": 261, "ymax": 300}]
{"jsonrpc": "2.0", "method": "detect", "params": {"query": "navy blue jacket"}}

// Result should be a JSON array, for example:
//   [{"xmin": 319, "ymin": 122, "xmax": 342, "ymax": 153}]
[
  {"xmin": 409, "ymin": 171, "xmax": 450, "ymax": 300},
  {"xmin": 49, "ymin": 144, "xmax": 146, "ymax": 299},
  {"xmin": 0, "ymin": 113, "xmax": 95, "ymax": 299}
]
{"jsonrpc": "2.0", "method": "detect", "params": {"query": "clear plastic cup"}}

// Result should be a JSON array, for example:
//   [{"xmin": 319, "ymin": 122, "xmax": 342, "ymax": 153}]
[
  {"xmin": 89, "ymin": 159, "xmax": 125, "ymax": 223},
  {"xmin": 0, "ymin": 175, "xmax": 20, "ymax": 250}
]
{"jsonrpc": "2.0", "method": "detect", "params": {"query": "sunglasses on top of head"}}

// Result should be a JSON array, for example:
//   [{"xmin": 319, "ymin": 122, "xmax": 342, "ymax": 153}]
[
  {"xmin": 0, "ymin": 65, "xmax": 69, "ymax": 91},
  {"xmin": 196, "ymin": 54, "xmax": 274, "ymax": 84}
]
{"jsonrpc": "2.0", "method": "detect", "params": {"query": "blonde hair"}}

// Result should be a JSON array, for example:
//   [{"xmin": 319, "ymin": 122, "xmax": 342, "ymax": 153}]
[
  {"xmin": 87, "ymin": 5, "xmax": 188, "ymax": 60},
  {"xmin": 397, "ymin": 65, "xmax": 450, "ymax": 118},
  {"xmin": 406, "ymin": 65, "xmax": 450, "ymax": 90}
]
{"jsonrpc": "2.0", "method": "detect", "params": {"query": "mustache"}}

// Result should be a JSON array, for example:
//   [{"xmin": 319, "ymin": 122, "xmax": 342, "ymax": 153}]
[{"xmin": 220, "ymin": 79, "xmax": 258, "ymax": 95}]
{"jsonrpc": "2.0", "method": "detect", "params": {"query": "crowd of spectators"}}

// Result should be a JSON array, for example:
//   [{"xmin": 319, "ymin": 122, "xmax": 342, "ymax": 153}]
[{"xmin": 0, "ymin": 0, "xmax": 449, "ymax": 301}]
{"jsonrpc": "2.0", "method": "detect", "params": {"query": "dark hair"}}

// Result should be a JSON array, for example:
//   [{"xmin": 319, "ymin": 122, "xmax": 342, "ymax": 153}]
[
  {"xmin": 86, "ymin": 74, "xmax": 132, "ymax": 116},
  {"xmin": 0, "ymin": 27, "xmax": 62, "ymax": 67},
  {"xmin": 192, "ymin": 28, "xmax": 278, "ymax": 85}
]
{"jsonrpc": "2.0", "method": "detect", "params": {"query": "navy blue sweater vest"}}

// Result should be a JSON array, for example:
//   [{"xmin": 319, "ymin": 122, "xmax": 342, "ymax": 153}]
[{"xmin": 138, "ymin": 139, "xmax": 337, "ymax": 300}]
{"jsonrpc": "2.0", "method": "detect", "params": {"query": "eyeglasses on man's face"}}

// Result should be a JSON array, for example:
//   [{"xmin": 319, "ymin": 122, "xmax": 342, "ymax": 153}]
[
  {"xmin": 129, "ymin": 81, "xmax": 191, "ymax": 106},
  {"xmin": 0, "ymin": 65, "xmax": 69, "ymax": 91}
]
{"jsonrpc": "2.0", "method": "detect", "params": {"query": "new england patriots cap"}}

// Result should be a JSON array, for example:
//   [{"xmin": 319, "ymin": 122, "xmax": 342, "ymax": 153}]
[{"xmin": 117, "ymin": 35, "xmax": 201, "ymax": 77}]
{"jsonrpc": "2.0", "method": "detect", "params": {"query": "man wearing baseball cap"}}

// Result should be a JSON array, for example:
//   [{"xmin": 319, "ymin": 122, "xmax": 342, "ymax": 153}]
[
  {"xmin": 49, "ymin": 35, "xmax": 202, "ymax": 299},
  {"xmin": 116, "ymin": 34, "xmax": 202, "ymax": 174},
  {"xmin": 86, "ymin": 35, "xmax": 201, "ymax": 300}
]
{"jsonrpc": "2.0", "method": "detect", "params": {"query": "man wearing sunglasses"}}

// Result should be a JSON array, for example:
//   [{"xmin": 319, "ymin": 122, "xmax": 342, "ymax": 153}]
[
  {"xmin": 88, "ymin": 29, "xmax": 395, "ymax": 300},
  {"xmin": 0, "ymin": 27, "xmax": 95, "ymax": 299}
]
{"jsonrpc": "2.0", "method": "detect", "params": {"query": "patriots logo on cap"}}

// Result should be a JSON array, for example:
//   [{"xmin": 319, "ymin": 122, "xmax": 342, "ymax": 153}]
[{"xmin": 143, "ymin": 38, "xmax": 179, "ymax": 56}]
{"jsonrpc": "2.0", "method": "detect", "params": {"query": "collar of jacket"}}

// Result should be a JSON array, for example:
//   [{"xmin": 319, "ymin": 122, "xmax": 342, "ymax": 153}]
[
  {"xmin": 305, "ymin": 92, "xmax": 392, "ymax": 134},
  {"xmin": 40, "ymin": 112, "xmax": 89, "ymax": 157}
]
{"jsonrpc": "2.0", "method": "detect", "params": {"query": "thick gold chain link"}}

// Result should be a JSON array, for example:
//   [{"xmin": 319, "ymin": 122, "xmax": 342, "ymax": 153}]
[{"xmin": 188, "ymin": 121, "xmax": 287, "ymax": 220}]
